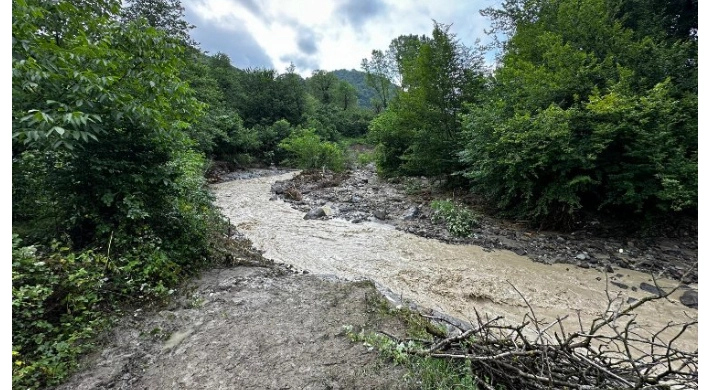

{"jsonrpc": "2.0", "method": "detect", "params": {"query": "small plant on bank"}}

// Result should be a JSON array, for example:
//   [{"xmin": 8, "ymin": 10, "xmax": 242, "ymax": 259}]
[
  {"xmin": 343, "ymin": 307, "xmax": 478, "ymax": 390},
  {"xmin": 430, "ymin": 199, "xmax": 479, "ymax": 238}
]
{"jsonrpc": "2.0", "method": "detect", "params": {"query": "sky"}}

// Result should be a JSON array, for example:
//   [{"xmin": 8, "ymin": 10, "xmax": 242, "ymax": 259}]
[{"xmin": 182, "ymin": 0, "xmax": 500, "ymax": 77}]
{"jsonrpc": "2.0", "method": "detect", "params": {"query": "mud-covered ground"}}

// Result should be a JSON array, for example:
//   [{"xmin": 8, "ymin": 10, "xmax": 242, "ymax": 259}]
[
  {"xmin": 270, "ymin": 165, "xmax": 698, "ymax": 290},
  {"xmin": 56, "ymin": 260, "xmax": 416, "ymax": 390}
]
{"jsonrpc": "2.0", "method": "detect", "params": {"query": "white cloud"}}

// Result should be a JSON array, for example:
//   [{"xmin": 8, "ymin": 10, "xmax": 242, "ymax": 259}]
[{"xmin": 183, "ymin": 0, "xmax": 495, "ymax": 76}]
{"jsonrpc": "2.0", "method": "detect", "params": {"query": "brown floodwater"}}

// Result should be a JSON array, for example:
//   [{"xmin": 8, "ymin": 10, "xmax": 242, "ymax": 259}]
[{"xmin": 211, "ymin": 172, "xmax": 697, "ymax": 352}]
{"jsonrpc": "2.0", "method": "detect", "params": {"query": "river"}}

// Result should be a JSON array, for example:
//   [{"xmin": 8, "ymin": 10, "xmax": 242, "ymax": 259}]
[{"xmin": 211, "ymin": 171, "xmax": 697, "ymax": 352}]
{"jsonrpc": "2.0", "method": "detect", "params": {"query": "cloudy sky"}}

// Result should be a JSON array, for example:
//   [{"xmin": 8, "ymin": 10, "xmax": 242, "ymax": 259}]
[{"xmin": 183, "ymin": 0, "xmax": 499, "ymax": 77}]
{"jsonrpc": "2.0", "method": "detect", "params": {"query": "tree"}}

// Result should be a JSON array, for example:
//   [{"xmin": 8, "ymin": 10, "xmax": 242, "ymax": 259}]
[
  {"xmin": 333, "ymin": 80, "xmax": 358, "ymax": 111},
  {"xmin": 460, "ymin": 0, "xmax": 697, "ymax": 225},
  {"xmin": 121, "ymin": 0, "xmax": 197, "ymax": 47},
  {"xmin": 307, "ymin": 70, "xmax": 339, "ymax": 105},
  {"xmin": 368, "ymin": 22, "xmax": 486, "ymax": 177},
  {"xmin": 13, "ymin": 0, "xmax": 222, "ymax": 387},
  {"xmin": 361, "ymin": 49, "xmax": 396, "ymax": 111},
  {"xmin": 330, "ymin": 69, "xmax": 382, "ymax": 109},
  {"xmin": 387, "ymin": 34, "xmax": 429, "ymax": 88}
]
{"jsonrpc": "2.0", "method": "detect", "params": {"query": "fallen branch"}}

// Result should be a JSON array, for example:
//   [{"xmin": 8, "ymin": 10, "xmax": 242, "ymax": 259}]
[{"xmin": 380, "ymin": 270, "xmax": 697, "ymax": 390}]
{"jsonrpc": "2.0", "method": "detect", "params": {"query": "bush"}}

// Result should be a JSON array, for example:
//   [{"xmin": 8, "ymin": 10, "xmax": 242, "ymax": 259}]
[
  {"xmin": 278, "ymin": 128, "xmax": 346, "ymax": 171},
  {"xmin": 12, "ymin": 236, "xmax": 109, "ymax": 388},
  {"xmin": 460, "ymin": 80, "xmax": 697, "ymax": 225},
  {"xmin": 430, "ymin": 199, "xmax": 479, "ymax": 238}
]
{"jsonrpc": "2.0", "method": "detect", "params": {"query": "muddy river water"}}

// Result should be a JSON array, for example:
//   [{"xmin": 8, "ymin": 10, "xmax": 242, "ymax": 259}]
[{"xmin": 212, "ymin": 172, "xmax": 697, "ymax": 351}]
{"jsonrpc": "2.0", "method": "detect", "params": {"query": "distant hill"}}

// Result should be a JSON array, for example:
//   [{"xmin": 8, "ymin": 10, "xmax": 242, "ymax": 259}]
[{"xmin": 331, "ymin": 69, "xmax": 380, "ymax": 109}]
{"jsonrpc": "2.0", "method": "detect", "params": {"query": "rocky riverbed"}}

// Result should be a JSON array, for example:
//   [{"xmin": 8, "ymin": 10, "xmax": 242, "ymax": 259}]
[{"xmin": 265, "ymin": 166, "xmax": 697, "ymax": 308}]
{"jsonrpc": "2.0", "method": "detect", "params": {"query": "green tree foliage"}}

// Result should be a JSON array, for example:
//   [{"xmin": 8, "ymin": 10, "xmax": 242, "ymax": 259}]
[
  {"xmin": 12, "ymin": 1, "xmax": 226, "ymax": 386},
  {"xmin": 278, "ymin": 128, "xmax": 346, "ymax": 172},
  {"xmin": 388, "ymin": 34, "xmax": 429, "ymax": 88},
  {"xmin": 121, "ymin": 0, "xmax": 196, "ymax": 46},
  {"xmin": 331, "ymin": 69, "xmax": 385, "ymax": 109},
  {"xmin": 461, "ymin": 0, "xmax": 697, "ymax": 224},
  {"xmin": 361, "ymin": 49, "xmax": 397, "ymax": 112},
  {"xmin": 302, "ymin": 70, "xmax": 374, "ymax": 140},
  {"xmin": 334, "ymin": 80, "xmax": 359, "ymax": 111},
  {"xmin": 233, "ymin": 68, "xmax": 307, "ymax": 128},
  {"xmin": 186, "ymin": 54, "xmax": 311, "ymax": 164},
  {"xmin": 368, "ymin": 22, "xmax": 486, "ymax": 178},
  {"xmin": 307, "ymin": 69, "xmax": 340, "ymax": 105}
]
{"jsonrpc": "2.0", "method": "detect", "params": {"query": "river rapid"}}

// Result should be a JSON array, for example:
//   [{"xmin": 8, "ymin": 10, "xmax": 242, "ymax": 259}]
[{"xmin": 211, "ymin": 172, "xmax": 697, "ymax": 351}]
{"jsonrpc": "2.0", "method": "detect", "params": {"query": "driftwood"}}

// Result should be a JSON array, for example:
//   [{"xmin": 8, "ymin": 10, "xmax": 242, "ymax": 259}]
[{"xmin": 381, "ymin": 272, "xmax": 697, "ymax": 390}]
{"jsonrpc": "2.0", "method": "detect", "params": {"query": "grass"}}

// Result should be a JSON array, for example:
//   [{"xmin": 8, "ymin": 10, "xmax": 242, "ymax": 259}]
[{"xmin": 344, "ymin": 292, "xmax": 481, "ymax": 390}]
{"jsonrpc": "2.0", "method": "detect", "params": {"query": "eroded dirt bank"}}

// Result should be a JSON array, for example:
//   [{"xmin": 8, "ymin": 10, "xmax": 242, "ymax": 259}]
[
  {"xmin": 212, "ymin": 170, "xmax": 697, "ymax": 352},
  {"xmin": 56, "ymin": 264, "xmax": 412, "ymax": 390}
]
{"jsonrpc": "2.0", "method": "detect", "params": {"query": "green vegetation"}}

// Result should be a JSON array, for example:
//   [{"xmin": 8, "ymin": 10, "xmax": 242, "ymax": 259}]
[
  {"xmin": 345, "ymin": 328, "xmax": 478, "ymax": 389},
  {"xmin": 345, "ymin": 294, "xmax": 478, "ymax": 389},
  {"xmin": 13, "ymin": 0, "xmax": 226, "ymax": 387},
  {"xmin": 331, "ymin": 69, "xmax": 396, "ymax": 110},
  {"xmin": 458, "ymin": 0, "xmax": 697, "ymax": 225},
  {"xmin": 12, "ymin": 0, "xmax": 697, "ymax": 387},
  {"xmin": 430, "ymin": 200, "xmax": 479, "ymax": 238},
  {"xmin": 278, "ymin": 129, "xmax": 346, "ymax": 172},
  {"xmin": 363, "ymin": 2, "xmax": 696, "ymax": 227},
  {"xmin": 365, "ymin": 23, "xmax": 487, "ymax": 178}
]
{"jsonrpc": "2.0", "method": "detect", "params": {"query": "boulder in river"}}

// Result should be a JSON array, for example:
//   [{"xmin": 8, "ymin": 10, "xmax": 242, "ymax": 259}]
[
  {"xmin": 373, "ymin": 209, "xmax": 387, "ymax": 220},
  {"xmin": 639, "ymin": 282, "xmax": 667, "ymax": 296},
  {"xmin": 271, "ymin": 182, "xmax": 286, "ymax": 194},
  {"xmin": 304, "ymin": 207, "xmax": 326, "ymax": 220},
  {"xmin": 679, "ymin": 290, "xmax": 698, "ymax": 309}
]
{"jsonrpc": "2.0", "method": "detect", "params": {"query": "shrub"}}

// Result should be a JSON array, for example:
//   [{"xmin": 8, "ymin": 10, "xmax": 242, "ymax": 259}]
[
  {"xmin": 460, "ymin": 80, "xmax": 697, "ymax": 225},
  {"xmin": 430, "ymin": 199, "xmax": 479, "ymax": 238},
  {"xmin": 278, "ymin": 128, "xmax": 346, "ymax": 172},
  {"xmin": 12, "ymin": 236, "xmax": 109, "ymax": 388}
]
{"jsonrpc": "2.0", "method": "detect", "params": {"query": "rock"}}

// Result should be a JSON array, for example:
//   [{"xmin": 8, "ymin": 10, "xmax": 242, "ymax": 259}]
[
  {"xmin": 373, "ymin": 209, "xmax": 387, "ymax": 220},
  {"xmin": 575, "ymin": 253, "xmax": 589, "ymax": 261},
  {"xmin": 350, "ymin": 195, "xmax": 362, "ymax": 203},
  {"xmin": 604, "ymin": 264, "xmax": 614, "ymax": 273},
  {"xmin": 217, "ymin": 278, "xmax": 237, "ymax": 291},
  {"xmin": 304, "ymin": 207, "xmax": 326, "ymax": 220},
  {"xmin": 402, "ymin": 206, "xmax": 420, "ymax": 220},
  {"xmin": 271, "ymin": 182, "xmax": 286, "ymax": 194},
  {"xmin": 639, "ymin": 282, "xmax": 667, "ymax": 296},
  {"xmin": 322, "ymin": 205, "xmax": 333, "ymax": 216},
  {"xmin": 679, "ymin": 290, "xmax": 697, "ymax": 309},
  {"xmin": 627, "ymin": 297, "xmax": 638, "ymax": 305},
  {"xmin": 514, "ymin": 248, "xmax": 527, "ymax": 256},
  {"xmin": 610, "ymin": 281, "xmax": 629, "ymax": 290},
  {"xmin": 498, "ymin": 237, "xmax": 519, "ymax": 249}
]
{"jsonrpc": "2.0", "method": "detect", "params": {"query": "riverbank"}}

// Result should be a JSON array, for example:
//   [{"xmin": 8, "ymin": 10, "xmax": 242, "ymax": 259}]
[
  {"xmin": 55, "ymin": 168, "xmax": 697, "ymax": 389},
  {"xmin": 270, "ymin": 167, "xmax": 697, "ymax": 297},
  {"xmin": 55, "ymin": 260, "xmax": 421, "ymax": 389}
]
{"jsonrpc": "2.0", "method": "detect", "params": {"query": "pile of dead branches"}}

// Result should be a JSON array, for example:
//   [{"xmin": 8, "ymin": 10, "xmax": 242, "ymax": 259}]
[{"xmin": 386, "ymin": 277, "xmax": 697, "ymax": 389}]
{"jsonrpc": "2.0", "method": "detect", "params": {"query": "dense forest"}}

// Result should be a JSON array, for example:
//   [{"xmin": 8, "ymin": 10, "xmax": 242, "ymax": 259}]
[{"xmin": 12, "ymin": 0, "xmax": 697, "ymax": 388}]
